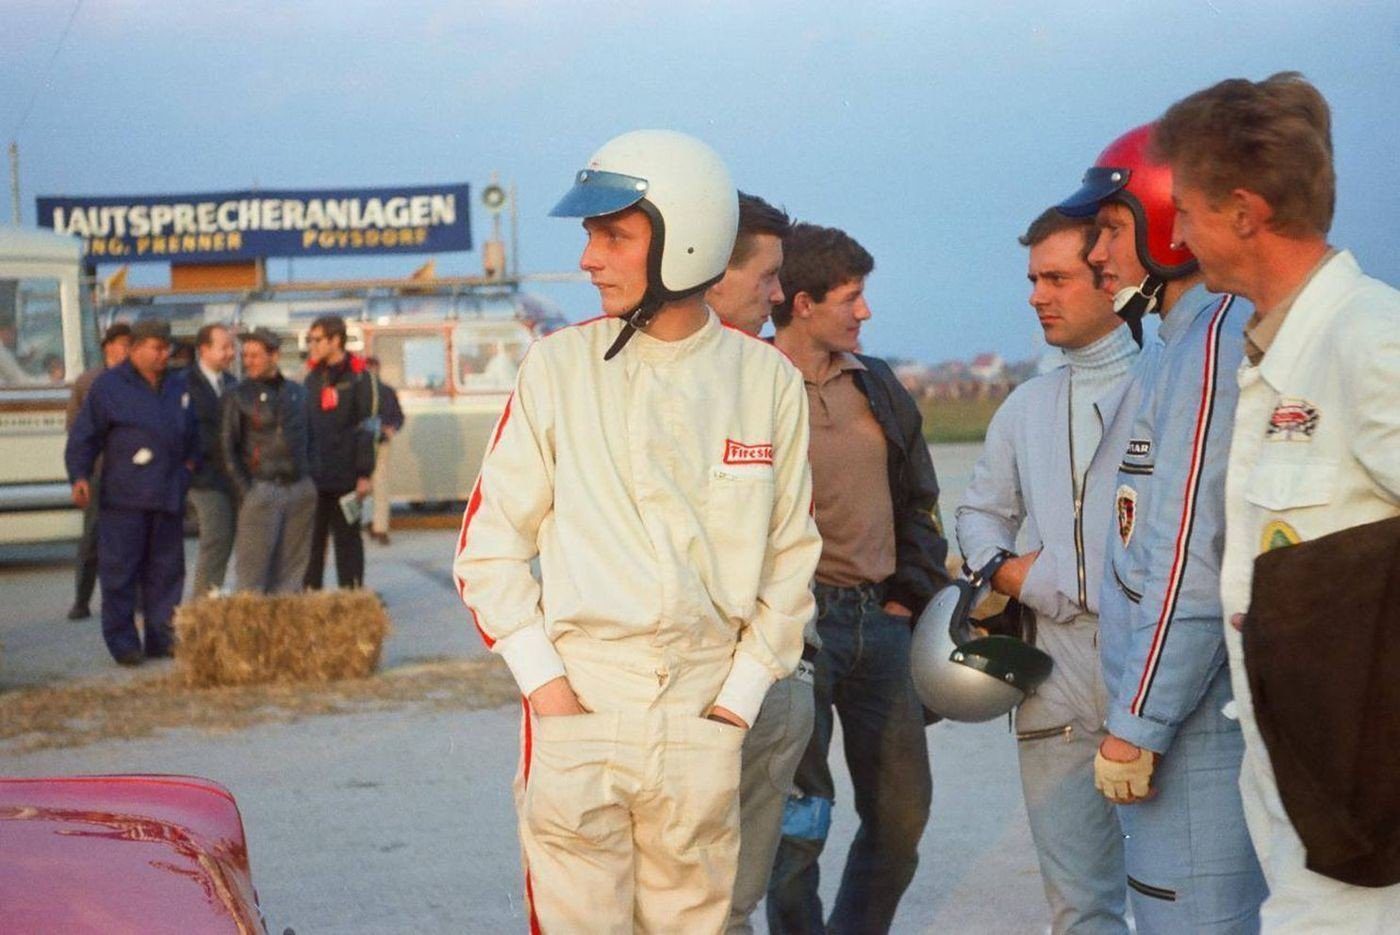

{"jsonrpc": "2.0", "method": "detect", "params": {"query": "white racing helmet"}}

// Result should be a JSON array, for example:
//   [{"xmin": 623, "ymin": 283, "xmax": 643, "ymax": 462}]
[
  {"xmin": 910, "ymin": 552, "xmax": 1054, "ymax": 722},
  {"xmin": 551, "ymin": 129, "xmax": 738, "ymax": 358}
]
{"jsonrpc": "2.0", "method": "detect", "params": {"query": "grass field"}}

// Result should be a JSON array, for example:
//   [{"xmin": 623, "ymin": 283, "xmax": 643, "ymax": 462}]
[{"xmin": 920, "ymin": 395, "xmax": 1004, "ymax": 444}]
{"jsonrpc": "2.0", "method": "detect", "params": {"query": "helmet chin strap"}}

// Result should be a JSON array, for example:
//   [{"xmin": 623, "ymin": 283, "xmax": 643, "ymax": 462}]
[
  {"xmin": 603, "ymin": 291, "xmax": 665, "ymax": 361},
  {"xmin": 1112, "ymin": 273, "xmax": 1164, "ymax": 346}
]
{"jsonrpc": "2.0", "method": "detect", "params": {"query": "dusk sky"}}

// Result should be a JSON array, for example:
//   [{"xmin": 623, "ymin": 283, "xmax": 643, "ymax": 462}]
[{"xmin": 4, "ymin": 0, "xmax": 1397, "ymax": 363}]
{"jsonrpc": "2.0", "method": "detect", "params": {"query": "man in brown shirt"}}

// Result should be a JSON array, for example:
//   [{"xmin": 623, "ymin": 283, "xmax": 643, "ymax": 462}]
[{"xmin": 766, "ymin": 223, "xmax": 948, "ymax": 934}]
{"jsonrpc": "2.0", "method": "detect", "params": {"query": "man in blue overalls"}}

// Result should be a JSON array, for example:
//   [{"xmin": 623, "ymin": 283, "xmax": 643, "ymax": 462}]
[{"xmin": 66, "ymin": 318, "xmax": 197, "ymax": 666}]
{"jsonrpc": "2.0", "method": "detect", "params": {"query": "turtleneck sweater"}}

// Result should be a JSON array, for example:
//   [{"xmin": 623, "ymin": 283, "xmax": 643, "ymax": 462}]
[{"xmin": 1065, "ymin": 324, "xmax": 1139, "ymax": 485}]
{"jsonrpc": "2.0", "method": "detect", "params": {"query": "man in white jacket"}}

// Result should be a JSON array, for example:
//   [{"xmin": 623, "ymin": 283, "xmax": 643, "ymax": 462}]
[
  {"xmin": 1155, "ymin": 72, "xmax": 1400, "ymax": 932},
  {"xmin": 452, "ymin": 130, "xmax": 822, "ymax": 934}
]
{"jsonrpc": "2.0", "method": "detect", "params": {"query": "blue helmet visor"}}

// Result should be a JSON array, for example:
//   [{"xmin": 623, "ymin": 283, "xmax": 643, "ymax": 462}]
[
  {"xmin": 1056, "ymin": 166, "xmax": 1131, "ymax": 218},
  {"xmin": 548, "ymin": 169, "xmax": 650, "ymax": 219}
]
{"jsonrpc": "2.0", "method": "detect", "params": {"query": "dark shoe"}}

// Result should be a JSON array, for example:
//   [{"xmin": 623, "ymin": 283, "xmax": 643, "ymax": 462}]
[
  {"xmin": 145, "ymin": 646, "xmax": 174, "ymax": 660},
  {"xmin": 113, "ymin": 650, "xmax": 144, "ymax": 667},
  {"xmin": 67, "ymin": 604, "xmax": 91, "ymax": 620}
]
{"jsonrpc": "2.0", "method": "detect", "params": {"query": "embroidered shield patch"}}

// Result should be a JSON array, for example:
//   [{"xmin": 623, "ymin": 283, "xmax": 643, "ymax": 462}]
[
  {"xmin": 1266, "ymin": 397, "xmax": 1319, "ymax": 441},
  {"xmin": 1116, "ymin": 484, "xmax": 1138, "ymax": 548}
]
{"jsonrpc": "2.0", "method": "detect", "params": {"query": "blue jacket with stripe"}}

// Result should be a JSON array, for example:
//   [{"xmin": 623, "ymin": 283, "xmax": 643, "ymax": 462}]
[{"xmin": 1099, "ymin": 284, "xmax": 1252, "ymax": 753}]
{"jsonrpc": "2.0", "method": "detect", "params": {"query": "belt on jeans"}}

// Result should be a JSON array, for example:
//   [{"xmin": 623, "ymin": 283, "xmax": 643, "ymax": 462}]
[{"xmin": 814, "ymin": 581, "xmax": 885, "ymax": 606}]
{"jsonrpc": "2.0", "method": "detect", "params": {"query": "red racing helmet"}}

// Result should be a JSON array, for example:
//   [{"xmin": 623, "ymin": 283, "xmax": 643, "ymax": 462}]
[{"xmin": 1057, "ymin": 123, "xmax": 1197, "ymax": 280}]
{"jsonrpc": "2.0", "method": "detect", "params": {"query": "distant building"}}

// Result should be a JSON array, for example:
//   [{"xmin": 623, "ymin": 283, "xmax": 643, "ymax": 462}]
[
  {"xmin": 893, "ymin": 360, "xmax": 933, "ymax": 395},
  {"xmin": 872, "ymin": 351, "xmax": 1032, "ymax": 403},
  {"xmin": 969, "ymin": 352, "xmax": 1006, "ymax": 383}
]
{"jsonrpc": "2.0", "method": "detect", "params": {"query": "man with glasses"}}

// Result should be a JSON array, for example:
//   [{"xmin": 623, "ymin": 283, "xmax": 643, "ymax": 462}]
[{"xmin": 303, "ymin": 315, "xmax": 377, "ymax": 590}]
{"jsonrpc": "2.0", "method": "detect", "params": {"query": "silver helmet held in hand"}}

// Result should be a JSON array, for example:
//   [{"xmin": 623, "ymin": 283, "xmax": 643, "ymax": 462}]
[{"xmin": 910, "ymin": 552, "xmax": 1054, "ymax": 722}]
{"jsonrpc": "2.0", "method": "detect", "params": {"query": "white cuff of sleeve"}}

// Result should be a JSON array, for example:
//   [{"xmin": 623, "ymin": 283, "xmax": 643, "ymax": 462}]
[
  {"xmin": 711, "ymin": 652, "xmax": 777, "ymax": 728},
  {"xmin": 493, "ymin": 620, "xmax": 567, "ymax": 698}
]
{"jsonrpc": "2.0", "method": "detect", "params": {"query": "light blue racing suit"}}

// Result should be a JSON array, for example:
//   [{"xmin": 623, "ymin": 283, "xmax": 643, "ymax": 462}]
[
  {"xmin": 1098, "ymin": 284, "xmax": 1268, "ymax": 932},
  {"xmin": 957, "ymin": 325, "xmax": 1139, "ymax": 935}
]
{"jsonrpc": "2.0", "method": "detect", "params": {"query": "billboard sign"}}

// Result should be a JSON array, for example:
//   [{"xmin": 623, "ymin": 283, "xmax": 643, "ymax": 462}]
[{"xmin": 36, "ymin": 184, "xmax": 472, "ymax": 263}]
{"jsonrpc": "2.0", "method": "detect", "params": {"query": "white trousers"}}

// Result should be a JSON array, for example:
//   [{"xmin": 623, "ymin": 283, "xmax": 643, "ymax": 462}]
[
  {"xmin": 515, "ymin": 634, "xmax": 745, "ymax": 934},
  {"xmin": 1225, "ymin": 624, "xmax": 1400, "ymax": 932}
]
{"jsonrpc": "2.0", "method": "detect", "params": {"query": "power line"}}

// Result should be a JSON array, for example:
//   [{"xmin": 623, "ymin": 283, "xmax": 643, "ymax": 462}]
[{"xmin": 9, "ymin": 0, "xmax": 85, "ymax": 141}]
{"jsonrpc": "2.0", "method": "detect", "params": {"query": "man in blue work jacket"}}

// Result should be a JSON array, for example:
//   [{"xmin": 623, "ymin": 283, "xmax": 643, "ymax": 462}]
[{"xmin": 66, "ymin": 318, "xmax": 198, "ymax": 666}]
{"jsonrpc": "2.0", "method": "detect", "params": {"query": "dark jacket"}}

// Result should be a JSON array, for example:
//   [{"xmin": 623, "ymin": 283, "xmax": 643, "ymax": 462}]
[
  {"xmin": 852, "ymin": 353, "xmax": 951, "ymax": 617},
  {"xmin": 64, "ymin": 361, "xmax": 198, "ymax": 514},
  {"xmin": 303, "ymin": 353, "xmax": 377, "ymax": 494},
  {"xmin": 187, "ymin": 365, "xmax": 237, "ymax": 492},
  {"xmin": 1244, "ymin": 514, "xmax": 1400, "ymax": 888},
  {"xmin": 378, "ymin": 380, "xmax": 404, "ymax": 435},
  {"xmin": 220, "ymin": 373, "xmax": 312, "ymax": 498}
]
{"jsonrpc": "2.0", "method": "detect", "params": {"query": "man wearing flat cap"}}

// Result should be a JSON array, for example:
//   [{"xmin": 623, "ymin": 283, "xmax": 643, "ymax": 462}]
[
  {"xmin": 65, "ymin": 318, "xmax": 198, "ymax": 665},
  {"xmin": 63, "ymin": 321, "xmax": 133, "ymax": 620}
]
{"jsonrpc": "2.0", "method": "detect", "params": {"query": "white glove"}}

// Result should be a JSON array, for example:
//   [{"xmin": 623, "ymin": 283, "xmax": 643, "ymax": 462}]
[{"xmin": 1094, "ymin": 745, "xmax": 1156, "ymax": 803}]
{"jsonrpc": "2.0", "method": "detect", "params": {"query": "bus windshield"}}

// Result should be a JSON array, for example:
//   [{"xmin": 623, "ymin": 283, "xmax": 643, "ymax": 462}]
[{"xmin": 0, "ymin": 276, "xmax": 67, "ymax": 386}]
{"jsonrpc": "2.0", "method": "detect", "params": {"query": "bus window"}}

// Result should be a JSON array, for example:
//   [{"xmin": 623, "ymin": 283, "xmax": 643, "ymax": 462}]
[
  {"xmin": 0, "ymin": 277, "xmax": 66, "ymax": 386},
  {"xmin": 372, "ymin": 332, "xmax": 447, "ymax": 392},
  {"xmin": 79, "ymin": 285, "xmax": 100, "ymax": 372},
  {"xmin": 455, "ymin": 323, "xmax": 528, "ymax": 392}
]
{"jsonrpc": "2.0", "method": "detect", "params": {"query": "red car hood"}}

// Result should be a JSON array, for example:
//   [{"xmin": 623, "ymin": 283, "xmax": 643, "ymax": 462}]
[{"xmin": 0, "ymin": 775, "xmax": 262, "ymax": 934}]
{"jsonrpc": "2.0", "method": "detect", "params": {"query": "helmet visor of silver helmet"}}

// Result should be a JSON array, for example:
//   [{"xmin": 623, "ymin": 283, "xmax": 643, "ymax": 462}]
[
  {"xmin": 1056, "ymin": 166, "xmax": 1132, "ymax": 218},
  {"xmin": 549, "ymin": 169, "xmax": 650, "ymax": 219}
]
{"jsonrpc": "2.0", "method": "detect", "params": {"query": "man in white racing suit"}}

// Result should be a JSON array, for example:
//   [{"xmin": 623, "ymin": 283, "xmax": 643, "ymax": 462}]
[{"xmin": 452, "ymin": 130, "xmax": 821, "ymax": 934}]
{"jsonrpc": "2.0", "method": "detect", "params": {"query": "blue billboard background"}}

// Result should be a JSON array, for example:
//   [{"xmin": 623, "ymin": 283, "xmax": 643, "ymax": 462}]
[{"xmin": 36, "ymin": 183, "xmax": 472, "ymax": 263}]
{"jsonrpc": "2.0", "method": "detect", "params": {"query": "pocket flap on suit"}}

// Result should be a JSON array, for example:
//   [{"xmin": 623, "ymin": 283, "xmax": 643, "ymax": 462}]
[{"xmin": 1245, "ymin": 457, "xmax": 1337, "ymax": 512}]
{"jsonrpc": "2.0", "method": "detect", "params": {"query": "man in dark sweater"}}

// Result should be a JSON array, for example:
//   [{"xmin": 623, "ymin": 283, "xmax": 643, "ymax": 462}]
[{"xmin": 301, "ymin": 314, "xmax": 376, "ymax": 589}]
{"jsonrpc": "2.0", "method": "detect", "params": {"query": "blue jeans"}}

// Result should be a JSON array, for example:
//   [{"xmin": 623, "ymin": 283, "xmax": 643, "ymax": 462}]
[{"xmin": 767, "ymin": 584, "xmax": 932, "ymax": 934}]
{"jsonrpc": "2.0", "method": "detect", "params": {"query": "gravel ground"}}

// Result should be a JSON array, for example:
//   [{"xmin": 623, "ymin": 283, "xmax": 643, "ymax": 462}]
[
  {"xmin": 1, "ymin": 444, "xmax": 1062, "ymax": 933},
  {"xmin": 2, "ymin": 692, "xmax": 1046, "ymax": 933}
]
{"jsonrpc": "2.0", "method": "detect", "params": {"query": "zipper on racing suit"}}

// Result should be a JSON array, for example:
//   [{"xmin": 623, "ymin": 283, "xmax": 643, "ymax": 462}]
[{"xmin": 1067, "ymin": 382, "xmax": 1088, "ymax": 609}]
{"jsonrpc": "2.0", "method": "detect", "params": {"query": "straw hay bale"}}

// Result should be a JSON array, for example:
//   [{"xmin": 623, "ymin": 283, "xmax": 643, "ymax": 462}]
[
  {"xmin": 174, "ymin": 590, "xmax": 390, "ymax": 688},
  {"xmin": 0, "ymin": 656, "xmax": 517, "ymax": 754}
]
